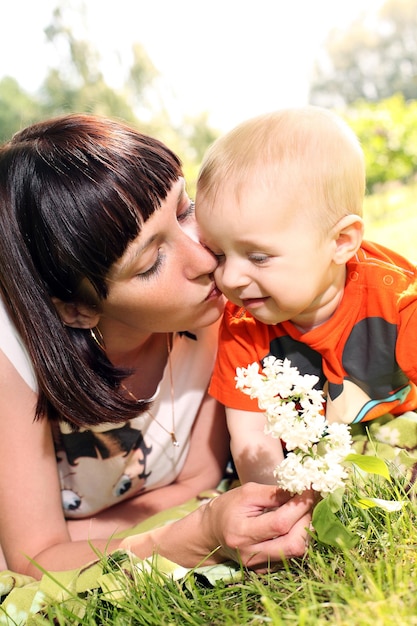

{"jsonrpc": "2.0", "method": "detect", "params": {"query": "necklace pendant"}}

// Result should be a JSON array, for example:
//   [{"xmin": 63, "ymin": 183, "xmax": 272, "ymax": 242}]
[{"xmin": 170, "ymin": 432, "xmax": 180, "ymax": 447}]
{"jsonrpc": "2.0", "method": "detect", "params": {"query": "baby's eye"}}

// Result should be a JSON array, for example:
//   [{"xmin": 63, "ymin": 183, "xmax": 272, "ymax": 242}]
[{"xmin": 249, "ymin": 253, "xmax": 269, "ymax": 264}]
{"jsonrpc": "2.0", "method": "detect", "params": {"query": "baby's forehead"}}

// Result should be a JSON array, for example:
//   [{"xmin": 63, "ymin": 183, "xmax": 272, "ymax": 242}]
[
  {"xmin": 203, "ymin": 160, "xmax": 280, "ymax": 194},
  {"xmin": 226, "ymin": 163, "xmax": 299, "ymax": 198}
]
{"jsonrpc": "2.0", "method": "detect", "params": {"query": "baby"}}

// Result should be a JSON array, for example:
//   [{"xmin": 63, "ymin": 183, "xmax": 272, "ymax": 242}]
[{"xmin": 196, "ymin": 106, "xmax": 417, "ymax": 484}]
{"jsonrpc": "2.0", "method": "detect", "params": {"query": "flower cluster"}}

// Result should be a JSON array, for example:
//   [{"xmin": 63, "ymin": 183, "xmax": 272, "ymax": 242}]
[{"xmin": 235, "ymin": 356, "xmax": 353, "ymax": 496}]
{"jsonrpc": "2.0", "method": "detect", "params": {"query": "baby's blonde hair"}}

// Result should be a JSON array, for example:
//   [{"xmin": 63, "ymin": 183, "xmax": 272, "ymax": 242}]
[{"xmin": 197, "ymin": 106, "xmax": 365, "ymax": 232}]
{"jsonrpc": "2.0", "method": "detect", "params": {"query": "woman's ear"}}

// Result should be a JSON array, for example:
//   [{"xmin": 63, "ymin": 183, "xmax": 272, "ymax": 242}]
[
  {"xmin": 332, "ymin": 215, "xmax": 364, "ymax": 265},
  {"xmin": 51, "ymin": 298, "xmax": 101, "ymax": 329}
]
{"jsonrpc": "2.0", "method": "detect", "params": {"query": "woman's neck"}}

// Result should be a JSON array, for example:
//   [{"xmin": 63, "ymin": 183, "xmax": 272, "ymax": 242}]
[{"xmin": 100, "ymin": 329, "xmax": 172, "ymax": 399}]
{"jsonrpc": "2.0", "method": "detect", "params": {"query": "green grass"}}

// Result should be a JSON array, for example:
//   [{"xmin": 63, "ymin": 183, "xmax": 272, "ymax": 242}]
[{"xmin": 41, "ymin": 471, "xmax": 417, "ymax": 625}]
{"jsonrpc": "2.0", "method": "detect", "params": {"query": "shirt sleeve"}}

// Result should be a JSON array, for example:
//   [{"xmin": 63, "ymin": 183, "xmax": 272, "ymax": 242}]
[
  {"xmin": 209, "ymin": 303, "xmax": 268, "ymax": 411},
  {"xmin": 397, "ymin": 282, "xmax": 417, "ymax": 385}
]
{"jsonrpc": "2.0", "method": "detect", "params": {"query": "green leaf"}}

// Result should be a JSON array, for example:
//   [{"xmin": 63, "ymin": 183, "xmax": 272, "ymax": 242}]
[
  {"xmin": 312, "ymin": 497, "xmax": 358, "ymax": 549},
  {"xmin": 326, "ymin": 487, "xmax": 345, "ymax": 513},
  {"xmin": 345, "ymin": 453, "xmax": 391, "ymax": 481},
  {"xmin": 356, "ymin": 497, "xmax": 406, "ymax": 512}
]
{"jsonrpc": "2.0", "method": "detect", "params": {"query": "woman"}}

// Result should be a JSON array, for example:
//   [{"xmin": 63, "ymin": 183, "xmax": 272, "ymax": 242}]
[{"xmin": 0, "ymin": 114, "xmax": 313, "ymax": 578}]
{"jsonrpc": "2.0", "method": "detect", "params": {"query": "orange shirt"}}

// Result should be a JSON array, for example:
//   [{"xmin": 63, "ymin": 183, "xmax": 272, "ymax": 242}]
[{"xmin": 210, "ymin": 241, "xmax": 417, "ymax": 424}]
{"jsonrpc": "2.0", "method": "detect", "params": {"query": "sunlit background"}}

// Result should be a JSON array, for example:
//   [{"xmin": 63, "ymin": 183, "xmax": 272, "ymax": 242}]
[
  {"xmin": 1, "ymin": 0, "xmax": 386, "ymax": 130},
  {"xmin": 1, "ymin": 0, "xmax": 416, "ymax": 257}
]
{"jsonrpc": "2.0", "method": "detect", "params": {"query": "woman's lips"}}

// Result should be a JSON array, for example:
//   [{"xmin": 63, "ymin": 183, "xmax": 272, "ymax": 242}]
[{"xmin": 206, "ymin": 284, "xmax": 223, "ymax": 301}]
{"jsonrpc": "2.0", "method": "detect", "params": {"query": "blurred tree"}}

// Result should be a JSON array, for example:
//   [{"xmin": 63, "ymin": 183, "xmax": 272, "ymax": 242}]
[
  {"xmin": 39, "ymin": 7, "xmax": 140, "ymax": 123},
  {"xmin": 343, "ymin": 95, "xmax": 417, "ymax": 193},
  {"xmin": 0, "ymin": 2, "xmax": 219, "ymax": 176},
  {"xmin": 309, "ymin": 0, "xmax": 417, "ymax": 107},
  {"xmin": 173, "ymin": 112, "xmax": 220, "ymax": 196},
  {"xmin": 0, "ymin": 77, "xmax": 42, "ymax": 142},
  {"xmin": 181, "ymin": 112, "xmax": 219, "ymax": 163},
  {"xmin": 127, "ymin": 43, "xmax": 160, "ymax": 114}
]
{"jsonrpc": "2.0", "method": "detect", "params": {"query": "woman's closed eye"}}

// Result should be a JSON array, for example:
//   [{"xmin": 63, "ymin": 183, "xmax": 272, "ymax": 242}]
[
  {"xmin": 177, "ymin": 200, "xmax": 195, "ymax": 224},
  {"xmin": 136, "ymin": 250, "xmax": 165, "ymax": 280}
]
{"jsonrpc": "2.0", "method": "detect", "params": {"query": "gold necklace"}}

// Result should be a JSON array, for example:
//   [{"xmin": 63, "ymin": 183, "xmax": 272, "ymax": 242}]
[{"xmin": 90, "ymin": 328, "xmax": 179, "ymax": 447}]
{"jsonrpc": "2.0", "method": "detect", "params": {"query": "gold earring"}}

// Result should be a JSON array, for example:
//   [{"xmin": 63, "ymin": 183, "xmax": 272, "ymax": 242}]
[{"xmin": 90, "ymin": 327, "xmax": 106, "ymax": 351}]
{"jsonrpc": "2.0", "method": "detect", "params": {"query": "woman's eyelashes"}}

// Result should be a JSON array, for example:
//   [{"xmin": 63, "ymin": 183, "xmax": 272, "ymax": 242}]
[
  {"xmin": 177, "ymin": 200, "xmax": 195, "ymax": 223},
  {"xmin": 136, "ymin": 202, "xmax": 196, "ymax": 279},
  {"xmin": 136, "ymin": 251, "xmax": 164, "ymax": 279}
]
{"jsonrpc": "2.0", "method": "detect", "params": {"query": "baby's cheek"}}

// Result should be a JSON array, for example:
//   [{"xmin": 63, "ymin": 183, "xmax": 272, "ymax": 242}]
[{"xmin": 213, "ymin": 267, "xmax": 225, "ymax": 291}]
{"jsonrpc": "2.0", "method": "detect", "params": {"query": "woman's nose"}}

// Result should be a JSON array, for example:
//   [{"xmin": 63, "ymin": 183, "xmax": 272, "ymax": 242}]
[
  {"xmin": 180, "ymin": 218, "xmax": 200, "ymax": 244},
  {"xmin": 181, "ymin": 231, "xmax": 218, "ymax": 278}
]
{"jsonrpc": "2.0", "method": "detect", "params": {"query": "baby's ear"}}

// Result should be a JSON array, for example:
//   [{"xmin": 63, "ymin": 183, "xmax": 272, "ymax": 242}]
[
  {"xmin": 333, "ymin": 215, "xmax": 364, "ymax": 265},
  {"xmin": 51, "ymin": 298, "xmax": 101, "ymax": 329}
]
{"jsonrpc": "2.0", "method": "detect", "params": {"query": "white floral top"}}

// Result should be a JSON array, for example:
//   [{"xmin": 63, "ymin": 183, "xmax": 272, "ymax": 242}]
[{"xmin": 0, "ymin": 298, "xmax": 219, "ymax": 517}]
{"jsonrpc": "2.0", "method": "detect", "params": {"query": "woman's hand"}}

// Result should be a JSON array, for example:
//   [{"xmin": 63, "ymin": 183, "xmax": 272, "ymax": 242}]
[
  {"xmin": 200, "ymin": 482, "xmax": 315, "ymax": 571},
  {"xmin": 122, "ymin": 482, "xmax": 315, "ymax": 572}
]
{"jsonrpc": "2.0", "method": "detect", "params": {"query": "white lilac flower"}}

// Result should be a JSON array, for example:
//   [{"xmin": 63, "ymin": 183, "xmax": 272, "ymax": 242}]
[
  {"xmin": 278, "ymin": 415, "xmax": 327, "ymax": 453},
  {"xmin": 235, "ymin": 363, "xmax": 264, "ymax": 396},
  {"xmin": 264, "ymin": 401, "xmax": 299, "ymax": 428},
  {"xmin": 322, "ymin": 423, "xmax": 353, "ymax": 459},
  {"xmin": 310, "ymin": 457, "xmax": 349, "ymax": 495},
  {"xmin": 274, "ymin": 453, "xmax": 312, "ymax": 494},
  {"xmin": 236, "ymin": 357, "xmax": 352, "ymax": 496}
]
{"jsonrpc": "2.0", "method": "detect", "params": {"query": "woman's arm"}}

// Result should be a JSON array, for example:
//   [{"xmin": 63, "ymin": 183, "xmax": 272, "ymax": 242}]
[
  {"xmin": 0, "ymin": 350, "xmax": 122, "ymax": 577},
  {"xmin": 68, "ymin": 393, "xmax": 230, "ymax": 538},
  {"xmin": 121, "ymin": 482, "xmax": 314, "ymax": 571}
]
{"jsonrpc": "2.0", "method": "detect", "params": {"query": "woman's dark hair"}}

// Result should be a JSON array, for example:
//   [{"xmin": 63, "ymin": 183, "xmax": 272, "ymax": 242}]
[{"xmin": 0, "ymin": 114, "xmax": 183, "ymax": 428}]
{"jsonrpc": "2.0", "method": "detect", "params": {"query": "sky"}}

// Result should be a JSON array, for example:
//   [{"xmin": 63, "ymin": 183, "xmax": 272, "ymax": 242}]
[{"xmin": 1, "ymin": 0, "xmax": 386, "ymax": 131}]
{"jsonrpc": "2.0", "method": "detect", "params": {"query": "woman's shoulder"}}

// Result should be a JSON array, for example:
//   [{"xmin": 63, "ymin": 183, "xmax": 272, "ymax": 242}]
[{"xmin": 0, "ymin": 295, "xmax": 37, "ymax": 390}]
